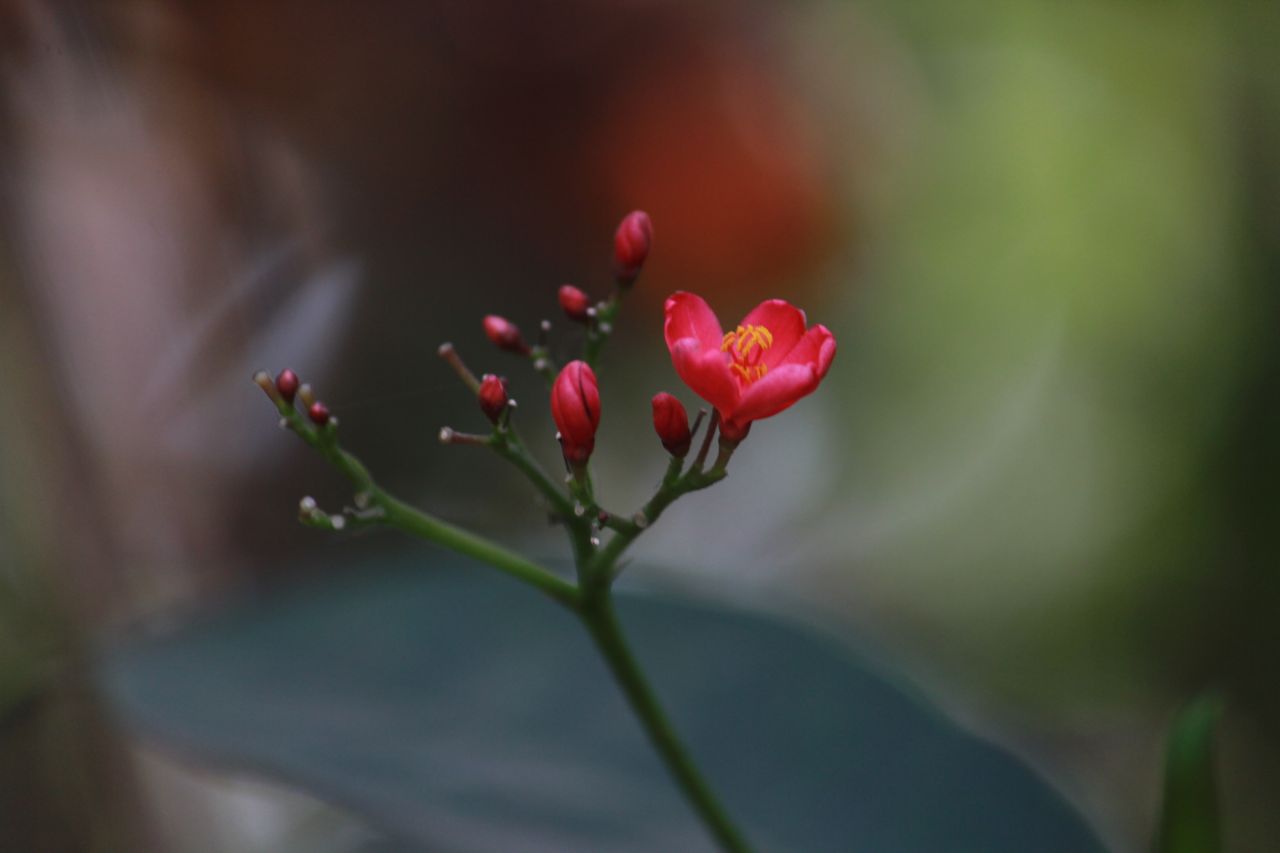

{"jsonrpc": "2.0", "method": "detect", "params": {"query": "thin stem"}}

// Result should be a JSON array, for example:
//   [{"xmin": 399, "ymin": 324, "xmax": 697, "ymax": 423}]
[
  {"xmin": 691, "ymin": 411, "xmax": 720, "ymax": 471},
  {"xmin": 582, "ymin": 595, "xmax": 753, "ymax": 853},
  {"xmin": 584, "ymin": 296, "xmax": 621, "ymax": 368},
  {"xmin": 263, "ymin": 371, "xmax": 754, "ymax": 851},
  {"xmin": 379, "ymin": 492, "xmax": 579, "ymax": 609},
  {"xmin": 435, "ymin": 337, "xmax": 574, "ymax": 521},
  {"xmin": 687, "ymin": 408, "xmax": 708, "ymax": 446},
  {"xmin": 277, "ymin": 402, "xmax": 577, "ymax": 609},
  {"xmin": 708, "ymin": 442, "xmax": 735, "ymax": 476},
  {"xmin": 437, "ymin": 343, "xmax": 481, "ymax": 394},
  {"xmin": 529, "ymin": 346, "xmax": 558, "ymax": 386},
  {"xmin": 590, "ymin": 456, "xmax": 726, "ymax": 579},
  {"xmin": 529, "ymin": 320, "xmax": 560, "ymax": 386},
  {"xmin": 491, "ymin": 428, "xmax": 576, "ymax": 519}
]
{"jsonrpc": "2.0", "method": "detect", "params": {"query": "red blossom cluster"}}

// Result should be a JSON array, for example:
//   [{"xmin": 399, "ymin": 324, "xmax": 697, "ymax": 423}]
[
  {"xmin": 263, "ymin": 209, "xmax": 835, "ymax": 473},
  {"xmin": 472, "ymin": 209, "xmax": 835, "ymax": 465}
]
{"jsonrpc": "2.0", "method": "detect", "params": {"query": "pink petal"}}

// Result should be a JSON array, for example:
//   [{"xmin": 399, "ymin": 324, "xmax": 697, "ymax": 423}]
[
  {"xmin": 670, "ymin": 337, "xmax": 739, "ymax": 415},
  {"xmin": 664, "ymin": 292, "xmax": 724, "ymax": 352},
  {"xmin": 778, "ymin": 324, "xmax": 836, "ymax": 378},
  {"xmin": 733, "ymin": 363, "xmax": 820, "ymax": 423},
  {"xmin": 739, "ymin": 299, "xmax": 807, "ymax": 368}
]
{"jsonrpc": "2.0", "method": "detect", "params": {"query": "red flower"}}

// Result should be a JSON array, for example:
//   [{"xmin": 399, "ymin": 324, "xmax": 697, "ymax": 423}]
[
  {"xmin": 663, "ymin": 292, "xmax": 835, "ymax": 442},
  {"xmin": 551, "ymin": 360, "xmax": 601, "ymax": 464}
]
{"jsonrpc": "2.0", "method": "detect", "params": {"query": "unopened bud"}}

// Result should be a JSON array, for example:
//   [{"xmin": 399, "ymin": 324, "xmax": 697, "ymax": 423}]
[
  {"xmin": 651, "ymin": 392, "xmax": 692, "ymax": 457},
  {"xmin": 551, "ymin": 360, "xmax": 600, "ymax": 464},
  {"xmin": 613, "ymin": 210, "xmax": 653, "ymax": 283},
  {"xmin": 483, "ymin": 315, "xmax": 529, "ymax": 354},
  {"xmin": 254, "ymin": 370, "xmax": 281, "ymax": 403},
  {"xmin": 275, "ymin": 369, "xmax": 300, "ymax": 403},
  {"xmin": 558, "ymin": 284, "xmax": 590, "ymax": 322},
  {"xmin": 308, "ymin": 401, "xmax": 331, "ymax": 426},
  {"xmin": 478, "ymin": 374, "xmax": 509, "ymax": 424}
]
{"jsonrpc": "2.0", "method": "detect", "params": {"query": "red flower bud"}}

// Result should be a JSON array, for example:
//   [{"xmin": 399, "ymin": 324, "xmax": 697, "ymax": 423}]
[
  {"xmin": 558, "ymin": 284, "xmax": 591, "ymax": 322},
  {"xmin": 551, "ymin": 360, "xmax": 600, "ymax": 464},
  {"xmin": 651, "ymin": 392, "xmax": 692, "ymax": 457},
  {"xmin": 275, "ymin": 369, "xmax": 300, "ymax": 403},
  {"xmin": 482, "ymin": 315, "xmax": 529, "ymax": 354},
  {"xmin": 613, "ymin": 210, "xmax": 652, "ymax": 282},
  {"xmin": 478, "ymin": 374, "xmax": 509, "ymax": 424},
  {"xmin": 308, "ymin": 401, "xmax": 331, "ymax": 426}
]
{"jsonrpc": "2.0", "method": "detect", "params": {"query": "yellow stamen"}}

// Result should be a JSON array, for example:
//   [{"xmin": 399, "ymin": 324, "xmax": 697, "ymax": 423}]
[{"xmin": 721, "ymin": 324, "xmax": 773, "ymax": 384}]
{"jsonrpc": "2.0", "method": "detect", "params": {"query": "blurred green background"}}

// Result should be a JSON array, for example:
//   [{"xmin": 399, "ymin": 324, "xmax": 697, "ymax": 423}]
[{"xmin": 1, "ymin": 0, "xmax": 1277, "ymax": 850}]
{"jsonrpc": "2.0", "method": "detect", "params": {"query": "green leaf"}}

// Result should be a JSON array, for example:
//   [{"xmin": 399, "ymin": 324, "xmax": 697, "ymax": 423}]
[
  {"xmin": 100, "ymin": 556, "xmax": 1110, "ymax": 852},
  {"xmin": 1153, "ymin": 693, "xmax": 1224, "ymax": 853}
]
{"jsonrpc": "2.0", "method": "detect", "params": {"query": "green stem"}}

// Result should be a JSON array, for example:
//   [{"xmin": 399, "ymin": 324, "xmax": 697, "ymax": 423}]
[
  {"xmin": 529, "ymin": 346, "xmax": 558, "ymax": 386},
  {"xmin": 491, "ymin": 429, "xmax": 575, "ymax": 519},
  {"xmin": 378, "ymin": 492, "xmax": 579, "ymax": 609},
  {"xmin": 488, "ymin": 429, "xmax": 598, "ymax": 580},
  {"xmin": 584, "ymin": 296, "xmax": 621, "ymax": 368},
  {"xmin": 590, "ymin": 456, "xmax": 726, "ymax": 579},
  {"xmin": 281, "ymin": 404, "xmax": 578, "ymax": 609},
  {"xmin": 581, "ymin": 594, "xmax": 753, "ymax": 853},
  {"xmin": 269, "ymin": 384, "xmax": 753, "ymax": 850}
]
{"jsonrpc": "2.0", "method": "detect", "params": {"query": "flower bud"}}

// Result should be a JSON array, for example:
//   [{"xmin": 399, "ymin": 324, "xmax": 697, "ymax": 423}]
[
  {"xmin": 254, "ymin": 370, "xmax": 281, "ymax": 403},
  {"xmin": 551, "ymin": 360, "xmax": 600, "ymax": 464},
  {"xmin": 275, "ymin": 369, "xmax": 300, "ymax": 403},
  {"xmin": 308, "ymin": 401, "xmax": 331, "ymax": 426},
  {"xmin": 478, "ymin": 374, "xmax": 509, "ymax": 424},
  {"xmin": 651, "ymin": 392, "xmax": 692, "ymax": 457},
  {"xmin": 558, "ymin": 284, "xmax": 590, "ymax": 322},
  {"xmin": 613, "ymin": 210, "xmax": 653, "ymax": 283},
  {"xmin": 483, "ymin": 315, "xmax": 529, "ymax": 354}
]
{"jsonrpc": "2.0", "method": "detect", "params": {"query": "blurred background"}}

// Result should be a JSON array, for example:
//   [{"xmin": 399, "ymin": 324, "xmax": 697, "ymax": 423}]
[{"xmin": 1, "ymin": 0, "xmax": 1277, "ymax": 850}]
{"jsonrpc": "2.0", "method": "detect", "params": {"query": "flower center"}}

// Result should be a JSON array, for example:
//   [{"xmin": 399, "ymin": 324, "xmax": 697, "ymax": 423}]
[{"xmin": 721, "ymin": 324, "xmax": 773, "ymax": 383}]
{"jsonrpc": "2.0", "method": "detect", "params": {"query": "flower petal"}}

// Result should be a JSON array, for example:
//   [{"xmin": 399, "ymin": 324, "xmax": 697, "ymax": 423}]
[
  {"xmin": 777, "ymin": 324, "xmax": 837, "ymax": 378},
  {"xmin": 670, "ymin": 337, "xmax": 738, "ymax": 415},
  {"xmin": 733, "ymin": 363, "xmax": 820, "ymax": 423},
  {"xmin": 664, "ymin": 292, "xmax": 724, "ymax": 352},
  {"xmin": 739, "ymin": 299, "xmax": 807, "ymax": 367}
]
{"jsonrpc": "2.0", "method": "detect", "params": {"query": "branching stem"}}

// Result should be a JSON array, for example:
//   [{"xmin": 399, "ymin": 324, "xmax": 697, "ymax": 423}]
[{"xmin": 266, "ymin": 336, "xmax": 751, "ymax": 850}]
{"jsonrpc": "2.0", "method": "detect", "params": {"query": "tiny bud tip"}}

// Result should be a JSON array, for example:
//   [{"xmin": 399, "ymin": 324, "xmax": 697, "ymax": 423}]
[{"xmin": 307, "ymin": 401, "xmax": 331, "ymax": 426}]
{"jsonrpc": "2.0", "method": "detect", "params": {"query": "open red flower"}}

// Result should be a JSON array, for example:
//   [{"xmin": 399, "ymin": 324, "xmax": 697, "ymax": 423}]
[{"xmin": 664, "ymin": 292, "xmax": 835, "ymax": 442}]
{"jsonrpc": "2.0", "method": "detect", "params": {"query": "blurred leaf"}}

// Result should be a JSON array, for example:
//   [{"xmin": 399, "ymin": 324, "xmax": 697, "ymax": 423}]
[
  {"xmin": 1153, "ymin": 694, "xmax": 1223, "ymax": 853},
  {"xmin": 100, "ymin": 557, "xmax": 1108, "ymax": 853}
]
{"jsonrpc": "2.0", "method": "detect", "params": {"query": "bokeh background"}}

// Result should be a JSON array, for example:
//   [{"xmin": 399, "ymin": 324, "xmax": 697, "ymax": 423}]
[{"xmin": 1, "ymin": 0, "xmax": 1277, "ymax": 850}]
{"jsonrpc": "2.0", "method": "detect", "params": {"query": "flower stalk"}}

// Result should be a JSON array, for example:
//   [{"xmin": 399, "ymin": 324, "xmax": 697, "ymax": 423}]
[{"xmin": 261, "ymin": 376, "xmax": 751, "ymax": 849}]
